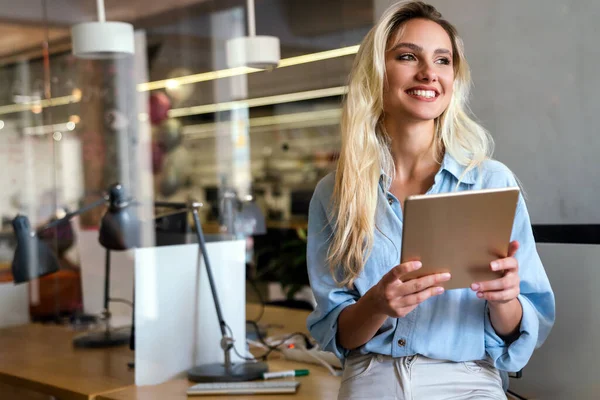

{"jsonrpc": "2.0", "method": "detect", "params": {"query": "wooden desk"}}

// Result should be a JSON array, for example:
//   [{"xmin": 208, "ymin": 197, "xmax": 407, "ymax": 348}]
[
  {"xmin": 0, "ymin": 304, "xmax": 329, "ymax": 400},
  {"xmin": 97, "ymin": 304, "xmax": 341, "ymax": 399},
  {"xmin": 0, "ymin": 303, "xmax": 520, "ymax": 400},
  {"xmin": 96, "ymin": 359, "xmax": 340, "ymax": 400},
  {"xmin": 0, "ymin": 324, "xmax": 135, "ymax": 400}
]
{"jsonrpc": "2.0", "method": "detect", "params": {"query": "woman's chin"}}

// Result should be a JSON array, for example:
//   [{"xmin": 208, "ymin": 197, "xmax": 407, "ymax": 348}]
[
  {"xmin": 384, "ymin": 104, "xmax": 445, "ymax": 122},
  {"xmin": 404, "ymin": 111, "xmax": 443, "ymax": 122}
]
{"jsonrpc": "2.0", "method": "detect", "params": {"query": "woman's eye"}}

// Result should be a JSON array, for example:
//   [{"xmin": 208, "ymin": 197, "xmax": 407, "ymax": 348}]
[
  {"xmin": 436, "ymin": 57, "xmax": 451, "ymax": 65},
  {"xmin": 396, "ymin": 53, "xmax": 416, "ymax": 61}
]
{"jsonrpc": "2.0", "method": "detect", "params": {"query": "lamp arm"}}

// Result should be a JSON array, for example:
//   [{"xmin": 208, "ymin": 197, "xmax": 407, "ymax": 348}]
[
  {"xmin": 155, "ymin": 201, "xmax": 226, "ymax": 336},
  {"xmin": 190, "ymin": 206, "xmax": 228, "ymax": 338},
  {"xmin": 38, "ymin": 197, "xmax": 106, "ymax": 233}
]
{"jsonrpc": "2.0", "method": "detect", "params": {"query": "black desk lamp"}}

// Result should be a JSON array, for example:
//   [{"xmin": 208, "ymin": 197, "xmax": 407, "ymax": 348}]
[
  {"xmin": 155, "ymin": 201, "xmax": 268, "ymax": 382},
  {"xmin": 11, "ymin": 183, "xmax": 138, "ymax": 348}
]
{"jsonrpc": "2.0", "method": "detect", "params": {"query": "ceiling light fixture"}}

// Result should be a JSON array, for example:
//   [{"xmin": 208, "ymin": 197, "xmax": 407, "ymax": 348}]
[
  {"xmin": 0, "ymin": 94, "xmax": 76, "ymax": 115},
  {"xmin": 225, "ymin": 0, "xmax": 280, "ymax": 69},
  {"xmin": 23, "ymin": 121, "xmax": 77, "ymax": 136},
  {"xmin": 168, "ymin": 86, "xmax": 347, "ymax": 118},
  {"xmin": 138, "ymin": 44, "xmax": 359, "ymax": 92},
  {"xmin": 0, "ymin": 86, "xmax": 346, "ymax": 118},
  {"xmin": 71, "ymin": 0, "xmax": 134, "ymax": 59},
  {"xmin": 0, "ymin": 45, "xmax": 358, "ymax": 116},
  {"xmin": 182, "ymin": 108, "xmax": 343, "ymax": 140}
]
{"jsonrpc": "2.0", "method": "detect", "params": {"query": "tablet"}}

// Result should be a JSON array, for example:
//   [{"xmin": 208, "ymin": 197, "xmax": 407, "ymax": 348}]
[{"xmin": 400, "ymin": 187, "xmax": 520, "ymax": 290}]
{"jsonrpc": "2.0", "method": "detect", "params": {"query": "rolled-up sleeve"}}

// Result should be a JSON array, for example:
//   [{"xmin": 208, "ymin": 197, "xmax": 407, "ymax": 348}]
[
  {"xmin": 305, "ymin": 186, "xmax": 359, "ymax": 360},
  {"xmin": 485, "ymin": 194, "xmax": 556, "ymax": 372}
]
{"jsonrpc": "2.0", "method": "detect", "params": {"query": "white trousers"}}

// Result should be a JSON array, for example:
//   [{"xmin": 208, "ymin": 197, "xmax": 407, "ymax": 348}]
[{"xmin": 338, "ymin": 353, "xmax": 506, "ymax": 400}]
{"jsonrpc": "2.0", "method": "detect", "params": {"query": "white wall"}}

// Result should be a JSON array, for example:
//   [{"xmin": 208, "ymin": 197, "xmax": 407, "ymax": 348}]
[
  {"xmin": 375, "ymin": 0, "xmax": 599, "ymax": 224},
  {"xmin": 509, "ymin": 243, "xmax": 600, "ymax": 399}
]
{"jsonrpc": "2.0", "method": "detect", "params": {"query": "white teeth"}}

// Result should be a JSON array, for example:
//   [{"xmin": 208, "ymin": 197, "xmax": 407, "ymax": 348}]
[{"xmin": 407, "ymin": 89, "xmax": 437, "ymax": 98}]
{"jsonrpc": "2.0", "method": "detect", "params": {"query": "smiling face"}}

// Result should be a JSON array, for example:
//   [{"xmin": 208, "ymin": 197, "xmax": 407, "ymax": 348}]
[{"xmin": 383, "ymin": 18, "xmax": 455, "ymax": 123}]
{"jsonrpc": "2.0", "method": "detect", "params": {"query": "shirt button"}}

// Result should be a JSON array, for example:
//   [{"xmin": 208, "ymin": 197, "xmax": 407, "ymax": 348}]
[
  {"xmin": 397, "ymin": 338, "xmax": 406, "ymax": 347},
  {"xmin": 388, "ymin": 198, "xmax": 393, "ymax": 205}
]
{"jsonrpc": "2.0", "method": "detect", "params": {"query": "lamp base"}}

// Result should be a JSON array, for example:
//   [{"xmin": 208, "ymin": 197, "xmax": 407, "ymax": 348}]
[
  {"xmin": 73, "ymin": 329, "xmax": 130, "ymax": 348},
  {"xmin": 187, "ymin": 361, "xmax": 269, "ymax": 383}
]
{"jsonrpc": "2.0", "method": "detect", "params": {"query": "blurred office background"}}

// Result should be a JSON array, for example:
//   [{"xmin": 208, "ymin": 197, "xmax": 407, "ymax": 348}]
[{"xmin": 0, "ymin": 0, "xmax": 373, "ymax": 314}]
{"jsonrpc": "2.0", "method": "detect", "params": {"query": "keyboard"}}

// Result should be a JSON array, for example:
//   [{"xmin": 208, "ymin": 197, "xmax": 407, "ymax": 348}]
[{"xmin": 187, "ymin": 380, "xmax": 301, "ymax": 396}]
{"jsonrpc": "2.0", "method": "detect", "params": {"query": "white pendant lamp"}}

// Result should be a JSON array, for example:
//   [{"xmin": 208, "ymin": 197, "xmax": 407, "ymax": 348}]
[
  {"xmin": 71, "ymin": 0, "xmax": 134, "ymax": 59},
  {"xmin": 226, "ymin": 0, "xmax": 280, "ymax": 69}
]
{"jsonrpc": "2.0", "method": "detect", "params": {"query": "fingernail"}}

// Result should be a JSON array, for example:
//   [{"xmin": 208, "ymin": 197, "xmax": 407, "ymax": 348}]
[
  {"xmin": 441, "ymin": 273, "xmax": 451, "ymax": 280},
  {"xmin": 490, "ymin": 262, "xmax": 498, "ymax": 271},
  {"xmin": 477, "ymin": 292, "xmax": 484, "ymax": 298},
  {"xmin": 413, "ymin": 261, "xmax": 422, "ymax": 269},
  {"xmin": 471, "ymin": 283, "xmax": 480, "ymax": 291},
  {"xmin": 436, "ymin": 287, "xmax": 444, "ymax": 294}
]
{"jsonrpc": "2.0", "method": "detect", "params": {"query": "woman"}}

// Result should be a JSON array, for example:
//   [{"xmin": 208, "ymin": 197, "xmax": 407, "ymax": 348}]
[{"xmin": 306, "ymin": 1, "xmax": 555, "ymax": 399}]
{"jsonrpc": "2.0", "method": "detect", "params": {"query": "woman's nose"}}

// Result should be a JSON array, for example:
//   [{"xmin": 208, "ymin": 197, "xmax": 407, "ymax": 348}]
[{"xmin": 416, "ymin": 63, "xmax": 438, "ymax": 82}]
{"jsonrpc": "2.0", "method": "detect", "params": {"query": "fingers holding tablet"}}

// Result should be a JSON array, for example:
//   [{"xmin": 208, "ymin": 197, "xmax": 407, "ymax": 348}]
[
  {"xmin": 399, "ymin": 275, "xmax": 450, "ymax": 307},
  {"xmin": 386, "ymin": 260, "xmax": 423, "ymax": 281},
  {"xmin": 471, "ymin": 240, "xmax": 521, "ymax": 303},
  {"xmin": 373, "ymin": 262, "xmax": 451, "ymax": 318},
  {"xmin": 399, "ymin": 271, "xmax": 451, "ymax": 296}
]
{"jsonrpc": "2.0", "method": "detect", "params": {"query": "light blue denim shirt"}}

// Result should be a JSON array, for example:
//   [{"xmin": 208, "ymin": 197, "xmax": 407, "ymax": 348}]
[{"xmin": 306, "ymin": 153, "xmax": 555, "ymax": 375}]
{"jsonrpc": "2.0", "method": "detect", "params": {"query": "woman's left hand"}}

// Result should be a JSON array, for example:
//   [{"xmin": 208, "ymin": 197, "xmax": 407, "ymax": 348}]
[{"xmin": 471, "ymin": 241, "xmax": 520, "ymax": 304}]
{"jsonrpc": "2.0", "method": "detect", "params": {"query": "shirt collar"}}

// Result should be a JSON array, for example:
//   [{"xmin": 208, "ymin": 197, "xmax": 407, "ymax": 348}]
[
  {"xmin": 379, "ymin": 152, "xmax": 477, "ymax": 191},
  {"xmin": 439, "ymin": 152, "xmax": 477, "ymax": 185}
]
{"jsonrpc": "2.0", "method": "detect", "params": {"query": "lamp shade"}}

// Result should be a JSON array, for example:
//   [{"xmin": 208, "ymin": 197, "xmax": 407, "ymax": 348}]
[
  {"xmin": 71, "ymin": 21, "xmax": 134, "ymax": 59},
  {"xmin": 11, "ymin": 216, "xmax": 60, "ymax": 284},
  {"xmin": 99, "ymin": 184, "xmax": 139, "ymax": 250}
]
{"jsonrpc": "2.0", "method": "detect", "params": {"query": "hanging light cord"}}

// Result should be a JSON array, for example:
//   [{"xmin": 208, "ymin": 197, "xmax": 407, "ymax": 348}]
[
  {"xmin": 247, "ymin": 0, "xmax": 256, "ymax": 36},
  {"xmin": 96, "ymin": 0, "xmax": 106, "ymax": 22}
]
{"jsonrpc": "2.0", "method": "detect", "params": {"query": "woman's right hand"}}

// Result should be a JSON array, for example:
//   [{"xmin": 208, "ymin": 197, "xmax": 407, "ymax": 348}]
[{"xmin": 371, "ymin": 261, "xmax": 451, "ymax": 318}]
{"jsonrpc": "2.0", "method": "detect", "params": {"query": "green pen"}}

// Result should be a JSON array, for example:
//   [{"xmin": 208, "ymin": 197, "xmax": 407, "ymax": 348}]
[{"xmin": 262, "ymin": 369, "xmax": 310, "ymax": 380}]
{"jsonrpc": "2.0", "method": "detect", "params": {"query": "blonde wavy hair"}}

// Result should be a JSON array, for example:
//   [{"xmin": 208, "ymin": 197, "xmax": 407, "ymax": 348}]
[{"xmin": 329, "ymin": 1, "xmax": 493, "ymax": 287}]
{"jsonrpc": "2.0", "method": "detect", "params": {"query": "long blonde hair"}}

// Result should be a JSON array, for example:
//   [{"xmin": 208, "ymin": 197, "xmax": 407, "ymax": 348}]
[{"xmin": 329, "ymin": 1, "xmax": 493, "ymax": 287}]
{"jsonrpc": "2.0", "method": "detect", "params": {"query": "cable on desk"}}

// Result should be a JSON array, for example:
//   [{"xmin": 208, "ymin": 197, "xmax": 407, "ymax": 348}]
[
  {"xmin": 246, "ymin": 320, "xmax": 313, "ymax": 351},
  {"xmin": 245, "ymin": 320, "xmax": 274, "ymax": 352},
  {"xmin": 298, "ymin": 346, "xmax": 335, "ymax": 375},
  {"xmin": 226, "ymin": 323, "xmax": 313, "ymax": 362}
]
